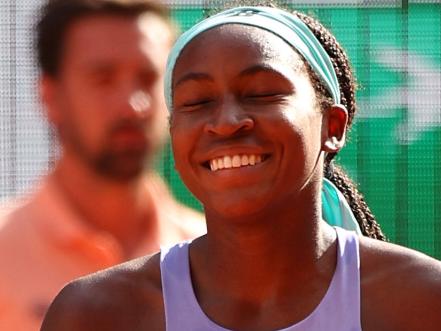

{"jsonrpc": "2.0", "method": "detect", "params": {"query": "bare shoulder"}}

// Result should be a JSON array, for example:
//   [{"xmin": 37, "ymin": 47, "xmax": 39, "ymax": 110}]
[
  {"xmin": 41, "ymin": 253, "xmax": 165, "ymax": 331},
  {"xmin": 359, "ymin": 237, "xmax": 441, "ymax": 331}
]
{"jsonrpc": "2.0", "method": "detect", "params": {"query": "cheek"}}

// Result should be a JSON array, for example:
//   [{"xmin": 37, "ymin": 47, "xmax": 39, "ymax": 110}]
[
  {"xmin": 171, "ymin": 133, "xmax": 198, "ymax": 198},
  {"xmin": 61, "ymin": 81, "xmax": 105, "ymax": 119},
  {"xmin": 170, "ymin": 115, "xmax": 204, "ymax": 184},
  {"xmin": 170, "ymin": 123, "xmax": 191, "ymax": 171},
  {"xmin": 266, "ymin": 107, "xmax": 307, "ymax": 143},
  {"xmin": 274, "ymin": 108, "xmax": 323, "ymax": 166},
  {"xmin": 58, "ymin": 97, "xmax": 107, "ymax": 148}
]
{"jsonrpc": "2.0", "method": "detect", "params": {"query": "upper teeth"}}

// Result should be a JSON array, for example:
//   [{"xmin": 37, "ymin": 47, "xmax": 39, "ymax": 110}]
[{"xmin": 209, "ymin": 154, "xmax": 263, "ymax": 171}]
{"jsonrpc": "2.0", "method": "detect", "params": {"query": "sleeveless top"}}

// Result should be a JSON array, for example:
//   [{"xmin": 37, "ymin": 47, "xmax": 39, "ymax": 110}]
[{"xmin": 160, "ymin": 227, "xmax": 361, "ymax": 331}]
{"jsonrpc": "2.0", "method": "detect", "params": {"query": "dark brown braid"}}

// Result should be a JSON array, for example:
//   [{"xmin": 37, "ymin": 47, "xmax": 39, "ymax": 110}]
[
  {"xmin": 327, "ymin": 164, "xmax": 386, "ymax": 240},
  {"xmin": 292, "ymin": 11, "xmax": 386, "ymax": 240},
  {"xmin": 212, "ymin": 0, "xmax": 386, "ymax": 240}
]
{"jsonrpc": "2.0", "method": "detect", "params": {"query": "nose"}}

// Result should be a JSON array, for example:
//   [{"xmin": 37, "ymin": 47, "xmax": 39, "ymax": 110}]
[
  {"xmin": 128, "ymin": 90, "xmax": 152, "ymax": 116},
  {"xmin": 204, "ymin": 97, "xmax": 254, "ymax": 136},
  {"xmin": 114, "ymin": 89, "xmax": 153, "ymax": 121}
]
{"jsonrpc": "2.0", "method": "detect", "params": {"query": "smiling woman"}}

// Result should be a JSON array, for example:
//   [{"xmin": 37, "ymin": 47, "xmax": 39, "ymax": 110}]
[
  {"xmin": 167, "ymin": 5, "xmax": 384, "ymax": 236},
  {"xmin": 41, "ymin": 3, "xmax": 441, "ymax": 331},
  {"xmin": 171, "ymin": 23, "xmax": 321, "ymax": 219}
]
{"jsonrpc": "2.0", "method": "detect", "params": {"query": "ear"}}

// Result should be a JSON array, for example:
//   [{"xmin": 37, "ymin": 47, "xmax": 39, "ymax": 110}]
[
  {"xmin": 322, "ymin": 104, "xmax": 348, "ymax": 153},
  {"xmin": 39, "ymin": 74, "xmax": 62, "ymax": 127}
]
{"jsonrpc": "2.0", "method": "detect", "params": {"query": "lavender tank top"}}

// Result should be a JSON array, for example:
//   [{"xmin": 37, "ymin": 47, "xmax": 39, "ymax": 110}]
[{"xmin": 160, "ymin": 227, "xmax": 362, "ymax": 331}]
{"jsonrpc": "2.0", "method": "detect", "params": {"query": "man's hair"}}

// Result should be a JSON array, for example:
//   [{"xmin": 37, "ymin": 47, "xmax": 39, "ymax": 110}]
[{"xmin": 36, "ymin": 0, "xmax": 172, "ymax": 77}]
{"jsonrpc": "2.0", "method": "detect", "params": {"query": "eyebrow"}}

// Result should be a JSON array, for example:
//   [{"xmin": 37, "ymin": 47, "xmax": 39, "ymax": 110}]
[
  {"xmin": 174, "ymin": 72, "xmax": 213, "ymax": 88},
  {"xmin": 238, "ymin": 64, "xmax": 297, "ymax": 93},
  {"xmin": 173, "ymin": 64, "xmax": 296, "ymax": 89}
]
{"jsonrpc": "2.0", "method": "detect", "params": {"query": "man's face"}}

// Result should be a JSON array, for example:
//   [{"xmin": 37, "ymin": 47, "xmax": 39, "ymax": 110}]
[{"xmin": 42, "ymin": 13, "xmax": 172, "ymax": 181}]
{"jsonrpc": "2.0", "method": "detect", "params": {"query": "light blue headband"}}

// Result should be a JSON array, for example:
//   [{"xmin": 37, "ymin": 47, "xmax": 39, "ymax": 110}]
[
  {"xmin": 322, "ymin": 178, "xmax": 361, "ymax": 234},
  {"xmin": 164, "ymin": 6, "xmax": 341, "ymax": 111}
]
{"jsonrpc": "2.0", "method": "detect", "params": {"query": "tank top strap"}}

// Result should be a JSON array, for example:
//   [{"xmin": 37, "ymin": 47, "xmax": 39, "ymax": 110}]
[
  {"xmin": 277, "ymin": 226, "xmax": 361, "ymax": 331},
  {"xmin": 160, "ymin": 241, "xmax": 226, "ymax": 331},
  {"xmin": 160, "ymin": 227, "xmax": 362, "ymax": 331},
  {"xmin": 306, "ymin": 226, "xmax": 362, "ymax": 330}
]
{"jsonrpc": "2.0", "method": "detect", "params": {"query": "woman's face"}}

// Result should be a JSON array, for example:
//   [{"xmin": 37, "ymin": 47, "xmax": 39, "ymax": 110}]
[{"xmin": 170, "ymin": 25, "xmax": 328, "ymax": 219}]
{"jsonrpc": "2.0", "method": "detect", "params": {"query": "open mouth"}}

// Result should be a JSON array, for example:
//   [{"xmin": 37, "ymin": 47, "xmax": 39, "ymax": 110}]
[{"xmin": 204, "ymin": 154, "xmax": 270, "ymax": 172}]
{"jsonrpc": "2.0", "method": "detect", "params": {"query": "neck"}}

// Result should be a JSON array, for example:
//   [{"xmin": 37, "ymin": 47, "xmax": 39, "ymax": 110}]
[
  {"xmin": 51, "ymin": 154, "xmax": 159, "ymax": 256},
  {"xmin": 191, "ymin": 186, "xmax": 336, "ymax": 304}
]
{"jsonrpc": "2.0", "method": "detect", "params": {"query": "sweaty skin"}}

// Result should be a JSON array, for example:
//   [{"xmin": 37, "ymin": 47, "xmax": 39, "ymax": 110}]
[{"xmin": 41, "ymin": 24, "xmax": 441, "ymax": 331}]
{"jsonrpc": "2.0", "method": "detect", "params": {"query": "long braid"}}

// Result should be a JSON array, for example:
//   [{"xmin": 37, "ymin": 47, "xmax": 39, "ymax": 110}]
[
  {"xmin": 293, "ymin": 11, "xmax": 386, "ymax": 240},
  {"xmin": 327, "ymin": 164, "xmax": 386, "ymax": 240}
]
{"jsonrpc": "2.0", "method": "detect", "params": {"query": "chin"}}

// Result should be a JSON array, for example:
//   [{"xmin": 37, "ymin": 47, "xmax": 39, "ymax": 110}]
[
  {"xmin": 203, "ymin": 195, "xmax": 270, "ymax": 222},
  {"xmin": 100, "ymin": 168, "xmax": 144, "ymax": 182},
  {"xmin": 95, "ymin": 156, "xmax": 147, "ymax": 182}
]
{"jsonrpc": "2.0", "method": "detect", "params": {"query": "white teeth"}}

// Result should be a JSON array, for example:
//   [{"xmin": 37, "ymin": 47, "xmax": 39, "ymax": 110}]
[
  {"xmin": 210, "ymin": 159, "xmax": 218, "ymax": 171},
  {"xmin": 249, "ymin": 154, "xmax": 256, "ymax": 165},
  {"xmin": 223, "ymin": 156, "xmax": 232, "ymax": 169},
  {"xmin": 208, "ymin": 154, "xmax": 265, "ymax": 171},
  {"xmin": 241, "ymin": 155, "xmax": 249, "ymax": 166},
  {"xmin": 232, "ymin": 155, "xmax": 241, "ymax": 168}
]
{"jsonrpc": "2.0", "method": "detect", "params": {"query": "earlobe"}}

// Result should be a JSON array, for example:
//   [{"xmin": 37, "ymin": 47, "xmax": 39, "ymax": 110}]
[{"xmin": 323, "ymin": 104, "xmax": 348, "ymax": 153}]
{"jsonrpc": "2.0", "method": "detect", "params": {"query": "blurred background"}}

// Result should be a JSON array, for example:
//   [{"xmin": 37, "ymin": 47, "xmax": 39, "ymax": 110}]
[{"xmin": 0, "ymin": 0, "xmax": 440, "ymax": 258}]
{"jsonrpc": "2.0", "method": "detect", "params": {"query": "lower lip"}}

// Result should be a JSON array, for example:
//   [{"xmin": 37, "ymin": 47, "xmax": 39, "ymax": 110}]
[{"xmin": 203, "ymin": 162, "xmax": 269, "ymax": 188}]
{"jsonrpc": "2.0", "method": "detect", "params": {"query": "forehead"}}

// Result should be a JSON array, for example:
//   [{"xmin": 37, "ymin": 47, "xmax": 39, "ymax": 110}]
[
  {"xmin": 173, "ymin": 24, "xmax": 305, "ymax": 81},
  {"xmin": 62, "ymin": 14, "xmax": 172, "ymax": 70}
]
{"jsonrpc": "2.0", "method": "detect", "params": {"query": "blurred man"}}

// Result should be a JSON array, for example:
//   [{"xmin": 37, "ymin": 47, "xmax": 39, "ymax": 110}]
[{"xmin": 0, "ymin": 1, "xmax": 205, "ymax": 330}]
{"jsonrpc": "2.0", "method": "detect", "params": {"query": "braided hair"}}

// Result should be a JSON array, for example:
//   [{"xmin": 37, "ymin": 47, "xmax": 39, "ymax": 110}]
[
  {"xmin": 293, "ymin": 11, "xmax": 386, "ymax": 240},
  {"xmin": 211, "ymin": 0, "xmax": 386, "ymax": 240}
]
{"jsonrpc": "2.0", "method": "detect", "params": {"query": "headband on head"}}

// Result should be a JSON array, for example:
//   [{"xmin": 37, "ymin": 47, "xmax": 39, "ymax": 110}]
[{"xmin": 164, "ymin": 6, "xmax": 341, "ymax": 112}]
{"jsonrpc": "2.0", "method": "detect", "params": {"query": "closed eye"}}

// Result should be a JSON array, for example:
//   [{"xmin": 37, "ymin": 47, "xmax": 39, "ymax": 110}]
[
  {"xmin": 176, "ymin": 98, "xmax": 216, "ymax": 112},
  {"xmin": 248, "ymin": 93, "xmax": 283, "ymax": 98},
  {"xmin": 183, "ymin": 99, "xmax": 214, "ymax": 107},
  {"xmin": 244, "ymin": 93, "xmax": 288, "ymax": 102}
]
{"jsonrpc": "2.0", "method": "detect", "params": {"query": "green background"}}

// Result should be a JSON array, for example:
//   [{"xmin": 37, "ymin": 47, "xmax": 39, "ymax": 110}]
[{"xmin": 157, "ymin": 4, "xmax": 441, "ymax": 259}]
